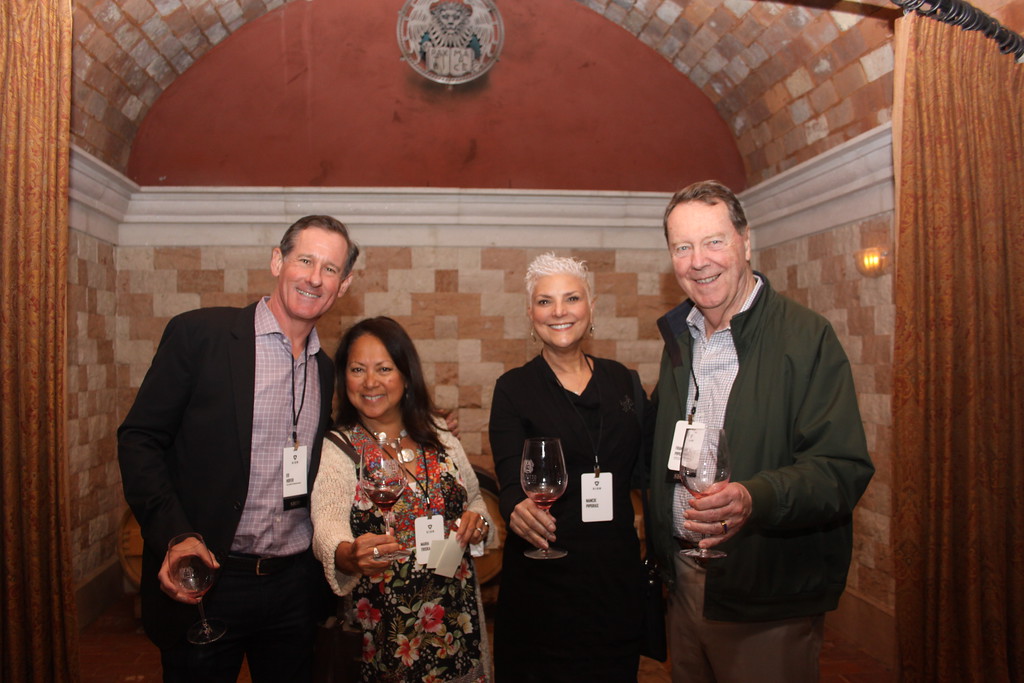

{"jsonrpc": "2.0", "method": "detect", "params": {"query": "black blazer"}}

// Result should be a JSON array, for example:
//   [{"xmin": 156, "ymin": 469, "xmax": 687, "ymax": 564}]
[{"xmin": 117, "ymin": 302, "xmax": 334, "ymax": 647}]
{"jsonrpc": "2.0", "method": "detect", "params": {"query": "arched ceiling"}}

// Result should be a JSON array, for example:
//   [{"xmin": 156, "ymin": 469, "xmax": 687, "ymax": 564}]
[
  {"xmin": 71, "ymin": 0, "xmax": 1023, "ymax": 186},
  {"xmin": 122, "ymin": 0, "xmax": 747, "ymax": 191}
]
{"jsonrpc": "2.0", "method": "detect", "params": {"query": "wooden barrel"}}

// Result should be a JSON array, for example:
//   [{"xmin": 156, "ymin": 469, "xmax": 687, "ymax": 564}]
[
  {"xmin": 473, "ymin": 467, "xmax": 505, "ymax": 585},
  {"xmin": 118, "ymin": 508, "xmax": 144, "ymax": 589}
]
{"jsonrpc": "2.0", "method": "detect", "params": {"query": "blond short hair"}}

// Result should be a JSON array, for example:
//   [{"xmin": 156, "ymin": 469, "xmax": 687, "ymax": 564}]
[{"xmin": 524, "ymin": 253, "xmax": 593, "ymax": 301}]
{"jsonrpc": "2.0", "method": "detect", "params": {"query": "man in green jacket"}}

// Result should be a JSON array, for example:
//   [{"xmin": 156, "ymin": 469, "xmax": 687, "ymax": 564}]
[{"xmin": 649, "ymin": 180, "xmax": 874, "ymax": 682}]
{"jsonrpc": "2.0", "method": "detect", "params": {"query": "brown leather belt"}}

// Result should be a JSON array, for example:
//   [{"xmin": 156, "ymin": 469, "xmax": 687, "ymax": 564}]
[{"xmin": 221, "ymin": 552, "xmax": 300, "ymax": 576}]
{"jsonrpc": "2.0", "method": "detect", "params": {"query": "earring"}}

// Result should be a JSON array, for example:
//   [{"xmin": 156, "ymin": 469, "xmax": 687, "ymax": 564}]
[
  {"xmin": 589, "ymin": 323, "xmax": 595, "ymax": 338},
  {"xmin": 530, "ymin": 329, "xmax": 537, "ymax": 342}
]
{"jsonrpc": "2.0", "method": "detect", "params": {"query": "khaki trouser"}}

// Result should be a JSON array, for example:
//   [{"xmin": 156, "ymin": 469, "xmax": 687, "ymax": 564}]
[{"xmin": 669, "ymin": 552, "xmax": 824, "ymax": 683}]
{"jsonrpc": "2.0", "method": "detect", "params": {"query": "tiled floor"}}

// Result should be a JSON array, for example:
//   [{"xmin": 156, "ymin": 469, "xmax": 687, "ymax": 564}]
[{"xmin": 79, "ymin": 593, "xmax": 895, "ymax": 682}]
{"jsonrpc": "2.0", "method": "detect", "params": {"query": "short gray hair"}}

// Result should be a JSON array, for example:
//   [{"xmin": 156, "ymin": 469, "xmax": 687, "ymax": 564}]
[{"xmin": 524, "ymin": 253, "xmax": 593, "ymax": 301}]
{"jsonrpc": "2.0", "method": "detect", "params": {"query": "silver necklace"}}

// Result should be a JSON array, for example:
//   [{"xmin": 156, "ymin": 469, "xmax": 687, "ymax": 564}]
[{"xmin": 373, "ymin": 428, "xmax": 417, "ymax": 463}]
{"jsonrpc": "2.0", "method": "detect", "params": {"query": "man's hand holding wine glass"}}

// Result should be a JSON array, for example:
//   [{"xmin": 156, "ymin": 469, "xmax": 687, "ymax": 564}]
[
  {"xmin": 683, "ymin": 481, "xmax": 754, "ymax": 549},
  {"xmin": 158, "ymin": 533, "xmax": 220, "ymax": 604},
  {"xmin": 161, "ymin": 532, "xmax": 227, "ymax": 644}
]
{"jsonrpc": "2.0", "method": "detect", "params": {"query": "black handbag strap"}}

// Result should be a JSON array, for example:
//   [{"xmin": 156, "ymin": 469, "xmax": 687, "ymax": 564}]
[
  {"xmin": 325, "ymin": 429, "xmax": 360, "ymax": 467},
  {"xmin": 640, "ymin": 485, "xmax": 657, "ymax": 560},
  {"xmin": 628, "ymin": 370, "xmax": 658, "ymax": 559}
]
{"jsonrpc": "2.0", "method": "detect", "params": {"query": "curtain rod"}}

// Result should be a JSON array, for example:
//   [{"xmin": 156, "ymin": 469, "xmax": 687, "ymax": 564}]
[{"xmin": 890, "ymin": 0, "xmax": 1024, "ymax": 62}]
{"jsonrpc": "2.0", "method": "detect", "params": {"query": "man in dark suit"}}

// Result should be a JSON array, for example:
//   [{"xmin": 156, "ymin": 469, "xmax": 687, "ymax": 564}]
[{"xmin": 118, "ymin": 215, "xmax": 359, "ymax": 682}]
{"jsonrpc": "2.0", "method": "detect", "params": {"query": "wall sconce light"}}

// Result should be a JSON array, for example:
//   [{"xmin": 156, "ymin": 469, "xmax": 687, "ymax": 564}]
[{"xmin": 854, "ymin": 247, "xmax": 889, "ymax": 277}]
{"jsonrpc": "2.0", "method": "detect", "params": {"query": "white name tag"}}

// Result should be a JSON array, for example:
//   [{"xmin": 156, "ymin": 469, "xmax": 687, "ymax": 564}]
[
  {"xmin": 282, "ymin": 445, "xmax": 308, "ymax": 496},
  {"xmin": 580, "ymin": 472, "xmax": 614, "ymax": 522},
  {"xmin": 668, "ymin": 421, "xmax": 706, "ymax": 471},
  {"xmin": 433, "ymin": 533, "xmax": 465, "ymax": 578},
  {"xmin": 426, "ymin": 539, "xmax": 444, "ymax": 569},
  {"xmin": 414, "ymin": 515, "xmax": 446, "ymax": 564}
]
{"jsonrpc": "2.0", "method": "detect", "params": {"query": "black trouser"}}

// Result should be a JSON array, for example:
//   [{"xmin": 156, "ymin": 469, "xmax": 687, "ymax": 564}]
[{"xmin": 161, "ymin": 552, "xmax": 327, "ymax": 683}]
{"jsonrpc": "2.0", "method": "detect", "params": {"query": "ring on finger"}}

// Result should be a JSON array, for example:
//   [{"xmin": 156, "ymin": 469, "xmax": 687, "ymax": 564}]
[
  {"xmin": 372, "ymin": 546, "xmax": 381, "ymax": 560},
  {"xmin": 720, "ymin": 521, "xmax": 729, "ymax": 534}
]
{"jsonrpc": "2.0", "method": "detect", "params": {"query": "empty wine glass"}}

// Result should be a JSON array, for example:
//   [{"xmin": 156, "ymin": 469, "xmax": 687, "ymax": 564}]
[
  {"xmin": 680, "ymin": 428, "xmax": 731, "ymax": 559},
  {"xmin": 520, "ymin": 437, "xmax": 568, "ymax": 560},
  {"xmin": 167, "ymin": 532, "xmax": 226, "ymax": 644},
  {"xmin": 359, "ymin": 442, "xmax": 412, "ymax": 560}
]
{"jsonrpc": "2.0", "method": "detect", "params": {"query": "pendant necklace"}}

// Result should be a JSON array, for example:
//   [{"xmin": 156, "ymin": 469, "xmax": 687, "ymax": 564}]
[
  {"xmin": 363, "ymin": 423, "xmax": 418, "ymax": 463},
  {"xmin": 396, "ymin": 439, "xmax": 417, "ymax": 464},
  {"xmin": 361, "ymin": 423, "xmax": 437, "ymax": 509}
]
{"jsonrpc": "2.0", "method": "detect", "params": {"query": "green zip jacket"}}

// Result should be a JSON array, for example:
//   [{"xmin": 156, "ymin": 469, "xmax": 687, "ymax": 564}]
[{"xmin": 649, "ymin": 273, "xmax": 874, "ymax": 622}]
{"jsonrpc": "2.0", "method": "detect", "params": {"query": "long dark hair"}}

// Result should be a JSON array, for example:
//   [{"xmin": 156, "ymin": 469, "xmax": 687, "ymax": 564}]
[{"xmin": 332, "ymin": 316, "xmax": 445, "ymax": 454}]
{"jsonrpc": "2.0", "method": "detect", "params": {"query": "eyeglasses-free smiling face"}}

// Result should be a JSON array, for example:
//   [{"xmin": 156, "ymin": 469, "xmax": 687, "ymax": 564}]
[
  {"xmin": 269, "ymin": 226, "xmax": 353, "ymax": 335},
  {"xmin": 344, "ymin": 333, "xmax": 407, "ymax": 427},
  {"xmin": 665, "ymin": 199, "xmax": 754, "ymax": 336},
  {"xmin": 528, "ymin": 273, "xmax": 594, "ymax": 351}
]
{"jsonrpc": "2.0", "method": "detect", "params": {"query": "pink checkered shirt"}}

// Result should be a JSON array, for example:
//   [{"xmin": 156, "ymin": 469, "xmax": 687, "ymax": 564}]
[{"xmin": 230, "ymin": 297, "xmax": 321, "ymax": 557}]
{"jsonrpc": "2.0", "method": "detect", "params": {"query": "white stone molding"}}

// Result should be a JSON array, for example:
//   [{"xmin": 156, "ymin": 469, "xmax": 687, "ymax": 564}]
[
  {"xmin": 117, "ymin": 186, "xmax": 671, "ymax": 250},
  {"xmin": 68, "ymin": 147, "xmax": 139, "ymax": 245},
  {"xmin": 741, "ymin": 123, "xmax": 895, "ymax": 249},
  {"xmin": 69, "ymin": 122, "xmax": 894, "ymax": 251}
]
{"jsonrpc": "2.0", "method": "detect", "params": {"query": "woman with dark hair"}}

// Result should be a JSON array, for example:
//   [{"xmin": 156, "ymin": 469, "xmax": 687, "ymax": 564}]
[{"xmin": 311, "ymin": 316, "xmax": 494, "ymax": 682}]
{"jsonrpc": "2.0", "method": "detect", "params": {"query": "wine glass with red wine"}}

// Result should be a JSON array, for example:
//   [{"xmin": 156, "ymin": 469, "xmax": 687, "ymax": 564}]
[
  {"xmin": 520, "ymin": 437, "xmax": 568, "ymax": 559},
  {"xmin": 359, "ymin": 442, "xmax": 411, "ymax": 560}
]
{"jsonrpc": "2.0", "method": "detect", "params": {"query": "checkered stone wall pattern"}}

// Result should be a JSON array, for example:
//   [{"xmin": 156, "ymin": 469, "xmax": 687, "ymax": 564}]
[{"xmin": 68, "ymin": 221, "xmax": 894, "ymax": 630}]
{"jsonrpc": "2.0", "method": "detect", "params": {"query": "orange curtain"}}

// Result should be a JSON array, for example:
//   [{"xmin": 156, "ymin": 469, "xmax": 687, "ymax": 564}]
[
  {"xmin": 892, "ymin": 13, "xmax": 1024, "ymax": 682},
  {"xmin": 0, "ymin": 1, "xmax": 79, "ymax": 681}
]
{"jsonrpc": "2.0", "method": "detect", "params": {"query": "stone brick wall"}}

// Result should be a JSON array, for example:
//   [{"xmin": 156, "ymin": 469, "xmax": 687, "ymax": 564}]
[
  {"xmin": 114, "ymin": 244, "xmax": 678, "ymax": 475},
  {"xmin": 583, "ymin": 0, "xmax": 897, "ymax": 183},
  {"xmin": 71, "ymin": 0, "xmax": 286, "ymax": 171},
  {"xmin": 70, "ymin": 205, "xmax": 894, "ymax": 655},
  {"xmin": 103, "ymin": 231, "xmax": 893, "ymax": 619},
  {"xmin": 755, "ymin": 213, "xmax": 895, "ymax": 618},
  {"xmin": 67, "ymin": 230, "xmax": 122, "ymax": 590}
]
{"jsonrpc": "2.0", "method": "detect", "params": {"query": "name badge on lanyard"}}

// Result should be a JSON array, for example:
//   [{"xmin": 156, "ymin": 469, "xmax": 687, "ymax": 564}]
[
  {"xmin": 580, "ymin": 472, "xmax": 614, "ymax": 522},
  {"xmin": 283, "ymin": 445, "xmax": 308, "ymax": 509},
  {"xmin": 667, "ymin": 420, "xmax": 705, "ymax": 474},
  {"xmin": 415, "ymin": 514, "xmax": 446, "ymax": 564}
]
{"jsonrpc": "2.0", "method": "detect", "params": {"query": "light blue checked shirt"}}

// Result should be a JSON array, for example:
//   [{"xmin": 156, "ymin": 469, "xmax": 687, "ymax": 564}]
[{"xmin": 673, "ymin": 275, "xmax": 763, "ymax": 542}]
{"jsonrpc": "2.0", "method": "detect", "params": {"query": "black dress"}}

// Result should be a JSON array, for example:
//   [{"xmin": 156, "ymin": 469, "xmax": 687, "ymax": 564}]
[{"xmin": 489, "ymin": 355, "xmax": 648, "ymax": 682}]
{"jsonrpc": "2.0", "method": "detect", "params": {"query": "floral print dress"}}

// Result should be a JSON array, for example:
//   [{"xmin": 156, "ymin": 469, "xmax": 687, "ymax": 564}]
[{"xmin": 346, "ymin": 428, "xmax": 487, "ymax": 683}]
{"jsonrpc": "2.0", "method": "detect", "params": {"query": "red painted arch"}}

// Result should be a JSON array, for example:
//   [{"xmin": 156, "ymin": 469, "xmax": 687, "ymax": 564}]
[{"xmin": 127, "ymin": 0, "xmax": 746, "ymax": 192}]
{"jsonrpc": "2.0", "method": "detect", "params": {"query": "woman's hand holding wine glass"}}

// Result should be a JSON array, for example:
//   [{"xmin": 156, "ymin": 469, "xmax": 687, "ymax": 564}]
[
  {"xmin": 519, "ymin": 437, "xmax": 568, "ymax": 560},
  {"xmin": 359, "ymin": 442, "xmax": 412, "ymax": 561}
]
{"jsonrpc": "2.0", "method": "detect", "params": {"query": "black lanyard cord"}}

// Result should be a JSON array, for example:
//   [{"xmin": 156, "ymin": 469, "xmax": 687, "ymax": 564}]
[
  {"xmin": 551, "ymin": 355, "xmax": 604, "ymax": 476},
  {"xmin": 290, "ymin": 343, "xmax": 310, "ymax": 448},
  {"xmin": 688, "ymin": 363, "xmax": 700, "ymax": 424}
]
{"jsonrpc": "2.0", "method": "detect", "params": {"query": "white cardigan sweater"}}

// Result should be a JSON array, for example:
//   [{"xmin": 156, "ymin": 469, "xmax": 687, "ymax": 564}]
[{"xmin": 310, "ymin": 426, "xmax": 495, "ymax": 596}]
